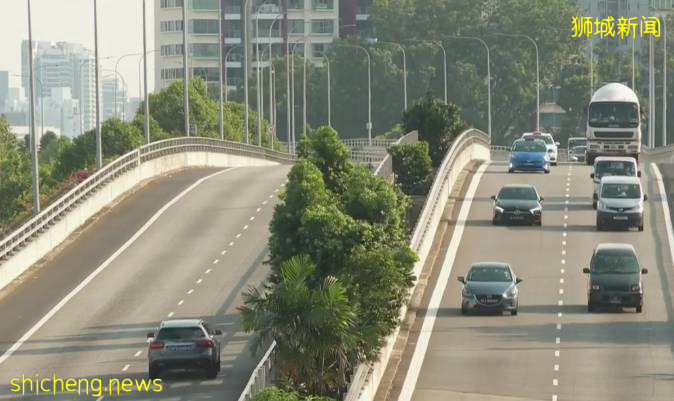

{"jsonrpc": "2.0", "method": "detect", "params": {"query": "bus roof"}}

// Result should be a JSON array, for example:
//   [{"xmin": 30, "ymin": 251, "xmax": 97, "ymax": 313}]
[{"xmin": 590, "ymin": 83, "xmax": 639, "ymax": 104}]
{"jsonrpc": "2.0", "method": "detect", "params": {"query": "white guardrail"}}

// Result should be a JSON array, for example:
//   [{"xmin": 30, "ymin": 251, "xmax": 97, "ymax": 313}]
[
  {"xmin": 343, "ymin": 128, "xmax": 491, "ymax": 401},
  {"xmin": 0, "ymin": 137, "xmax": 295, "ymax": 291}
]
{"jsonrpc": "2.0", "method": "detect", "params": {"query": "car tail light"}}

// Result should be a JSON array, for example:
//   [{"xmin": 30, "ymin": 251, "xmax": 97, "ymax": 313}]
[
  {"xmin": 149, "ymin": 341, "xmax": 165, "ymax": 350},
  {"xmin": 197, "ymin": 339, "xmax": 215, "ymax": 348}
]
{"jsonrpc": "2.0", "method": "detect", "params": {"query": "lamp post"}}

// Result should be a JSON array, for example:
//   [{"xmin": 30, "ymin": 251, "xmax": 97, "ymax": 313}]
[
  {"xmin": 114, "ymin": 52, "xmax": 141, "ymax": 118},
  {"xmin": 23, "ymin": 0, "xmax": 39, "ymax": 215},
  {"xmin": 373, "ymin": 39, "xmax": 407, "ymax": 111},
  {"xmin": 318, "ymin": 51, "xmax": 331, "ymax": 127},
  {"xmin": 446, "ymin": 36, "xmax": 491, "ymax": 140},
  {"xmin": 267, "ymin": 13, "xmax": 283, "ymax": 146},
  {"xmin": 243, "ymin": 0, "xmax": 251, "ymax": 143},
  {"xmin": 334, "ymin": 43, "xmax": 372, "ymax": 145},
  {"xmin": 663, "ymin": 17, "xmax": 667, "ymax": 147},
  {"xmin": 93, "ymin": 0, "xmax": 102, "ymax": 168},
  {"xmin": 408, "ymin": 39, "xmax": 447, "ymax": 103},
  {"xmin": 217, "ymin": 0, "xmax": 224, "ymax": 141},
  {"xmin": 491, "ymin": 33, "xmax": 539, "ymax": 130},
  {"xmin": 224, "ymin": 45, "xmax": 241, "ymax": 102},
  {"xmin": 182, "ymin": 0, "xmax": 189, "ymax": 136}
]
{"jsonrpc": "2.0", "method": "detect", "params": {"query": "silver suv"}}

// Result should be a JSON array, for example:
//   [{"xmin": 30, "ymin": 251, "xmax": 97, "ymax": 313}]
[{"xmin": 147, "ymin": 319, "xmax": 222, "ymax": 379}]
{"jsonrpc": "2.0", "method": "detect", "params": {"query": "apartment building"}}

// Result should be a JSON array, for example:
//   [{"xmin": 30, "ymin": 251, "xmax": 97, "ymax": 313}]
[{"xmin": 154, "ymin": 0, "xmax": 340, "ymax": 93}]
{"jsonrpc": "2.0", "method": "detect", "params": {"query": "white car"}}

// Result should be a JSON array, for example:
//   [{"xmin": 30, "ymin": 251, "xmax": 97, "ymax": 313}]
[
  {"xmin": 521, "ymin": 132, "xmax": 559, "ymax": 165},
  {"xmin": 596, "ymin": 176, "xmax": 646, "ymax": 231},
  {"xmin": 590, "ymin": 156, "xmax": 640, "ymax": 209}
]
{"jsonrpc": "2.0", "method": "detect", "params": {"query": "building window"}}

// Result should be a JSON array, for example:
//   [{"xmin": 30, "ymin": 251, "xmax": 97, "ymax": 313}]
[
  {"xmin": 160, "ymin": 0, "xmax": 183, "ymax": 8},
  {"xmin": 191, "ymin": 43, "xmax": 219, "ymax": 58},
  {"xmin": 288, "ymin": 20, "xmax": 305, "ymax": 34},
  {"xmin": 161, "ymin": 68, "xmax": 184, "ymax": 80},
  {"xmin": 191, "ymin": 0, "xmax": 219, "ymax": 10},
  {"xmin": 161, "ymin": 44, "xmax": 184, "ymax": 56},
  {"xmin": 312, "ymin": 43, "xmax": 328, "ymax": 57},
  {"xmin": 160, "ymin": 20, "xmax": 184, "ymax": 32},
  {"xmin": 289, "ymin": 0, "xmax": 303, "ymax": 9},
  {"xmin": 191, "ymin": 19, "xmax": 219, "ymax": 34},
  {"xmin": 313, "ymin": 0, "xmax": 334, "ymax": 9},
  {"xmin": 224, "ymin": 20, "xmax": 242, "ymax": 38},
  {"xmin": 192, "ymin": 67, "xmax": 220, "ymax": 81},
  {"xmin": 311, "ymin": 20, "xmax": 334, "ymax": 34}
]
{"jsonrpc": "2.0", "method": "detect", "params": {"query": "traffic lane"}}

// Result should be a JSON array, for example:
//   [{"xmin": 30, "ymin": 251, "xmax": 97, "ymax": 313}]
[
  {"xmin": 0, "ymin": 167, "xmax": 224, "ymax": 353},
  {"xmin": 554, "ymin": 163, "xmax": 674, "ymax": 401},
  {"xmin": 0, "ymin": 166, "xmax": 290, "ymax": 401},
  {"xmin": 409, "ymin": 163, "xmax": 568, "ymax": 401},
  {"xmin": 658, "ymin": 163, "xmax": 674, "ymax": 222}
]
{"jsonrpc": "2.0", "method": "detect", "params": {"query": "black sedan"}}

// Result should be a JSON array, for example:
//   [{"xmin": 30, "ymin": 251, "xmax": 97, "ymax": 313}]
[{"xmin": 492, "ymin": 184, "xmax": 544, "ymax": 226}]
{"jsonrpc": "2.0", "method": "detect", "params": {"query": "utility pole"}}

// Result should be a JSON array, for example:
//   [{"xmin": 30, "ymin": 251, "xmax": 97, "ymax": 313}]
[
  {"xmin": 94, "ymin": 0, "xmax": 102, "ymax": 169},
  {"xmin": 27, "ymin": 0, "xmax": 40, "ymax": 215},
  {"xmin": 142, "ymin": 0, "xmax": 150, "ymax": 144},
  {"xmin": 182, "ymin": 0, "xmax": 190, "ymax": 136}
]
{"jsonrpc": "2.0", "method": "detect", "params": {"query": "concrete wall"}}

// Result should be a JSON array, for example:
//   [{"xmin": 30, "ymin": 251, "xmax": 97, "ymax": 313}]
[{"xmin": 0, "ymin": 151, "xmax": 281, "ymax": 292}]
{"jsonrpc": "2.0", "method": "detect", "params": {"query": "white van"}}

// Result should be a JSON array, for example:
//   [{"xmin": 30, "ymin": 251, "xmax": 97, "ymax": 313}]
[
  {"xmin": 596, "ymin": 176, "xmax": 647, "ymax": 231},
  {"xmin": 590, "ymin": 156, "xmax": 640, "ymax": 209}
]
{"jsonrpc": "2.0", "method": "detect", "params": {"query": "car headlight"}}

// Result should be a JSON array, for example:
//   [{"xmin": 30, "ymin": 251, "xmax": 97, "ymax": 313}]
[
  {"xmin": 462, "ymin": 287, "xmax": 473, "ymax": 297},
  {"xmin": 630, "ymin": 283, "xmax": 642, "ymax": 292},
  {"xmin": 503, "ymin": 286, "xmax": 518, "ymax": 298},
  {"xmin": 495, "ymin": 206, "xmax": 504, "ymax": 213},
  {"xmin": 544, "ymin": 154, "xmax": 550, "ymax": 161},
  {"xmin": 591, "ymin": 284, "xmax": 601, "ymax": 291},
  {"xmin": 530, "ymin": 206, "xmax": 542, "ymax": 214},
  {"xmin": 597, "ymin": 201, "xmax": 609, "ymax": 212}
]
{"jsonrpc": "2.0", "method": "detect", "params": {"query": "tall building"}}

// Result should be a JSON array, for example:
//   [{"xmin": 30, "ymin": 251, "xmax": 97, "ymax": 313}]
[
  {"xmin": 339, "ymin": 0, "xmax": 371, "ymax": 37},
  {"xmin": 21, "ymin": 40, "xmax": 96, "ymax": 134},
  {"xmin": 0, "ymin": 71, "xmax": 8, "ymax": 112},
  {"xmin": 154, "ymin": 0, "xmax": 340, "ymax": 93},
  {"xmin": 102, "ymin": 77, "xmax": 127, "ymax": 121}
]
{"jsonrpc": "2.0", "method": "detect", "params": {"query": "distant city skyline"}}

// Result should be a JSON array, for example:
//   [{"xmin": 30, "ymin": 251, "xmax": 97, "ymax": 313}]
[{"xmin": 0, "ymin": 0, "xmax": 155, "ymax": 98}]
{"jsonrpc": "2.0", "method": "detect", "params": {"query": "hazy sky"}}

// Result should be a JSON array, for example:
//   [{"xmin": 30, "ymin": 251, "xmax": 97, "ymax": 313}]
[{"xmin": 0, "ymin": 0, "xmax": 156, "ymax": 98}]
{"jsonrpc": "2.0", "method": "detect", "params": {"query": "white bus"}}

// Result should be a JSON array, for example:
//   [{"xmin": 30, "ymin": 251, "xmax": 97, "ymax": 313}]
[{"xmin": 586, "ymin": 83, "xmax": 641, "ymax": 164}]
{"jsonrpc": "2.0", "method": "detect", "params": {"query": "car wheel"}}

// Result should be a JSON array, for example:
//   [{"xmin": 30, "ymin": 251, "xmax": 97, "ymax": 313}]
[
  {"xmin": 588, "ymin": 302, "xmax": 595, "ymax": 312},
  {"xmin": 544, "ymin": 169, "xmax": 550, "ymax": 174},
  {"xmin": 461, "ymin": 305, "xmax": 468, "ymax": 315},
  {"xmin": 206, "ymin": 362, "xmax": 219, "ymax": 379},
  {"xmin": 638, "ymin": 224, "xmax": 644, "ymax": 232},
  {"xmin": 592, "ymin": 201, "xmax": 597, "ymax": 209},
  {"xmin": 636, "ymin": 305, "xmax": 643, "ymax": 313},
  {"xmin": 492, "ymin": 218, "xmax": 499, "ymax": 226},
  {"xmin": 508, "ymin": 168, "xmax": 514, "ymax": 173},
  {"xmin": 511, "ymin": 309, "xmax": 518, "ymax": 316},
  {"xmin": 596, "ymin": 221, "xmax": 603, "ymax": 231},
  {"xmin": 149, "ymin": 364, "xmax": 160, "ymax": 380}
]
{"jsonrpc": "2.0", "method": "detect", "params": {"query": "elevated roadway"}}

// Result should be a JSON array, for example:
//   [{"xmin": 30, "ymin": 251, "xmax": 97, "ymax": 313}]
[
  {"xmin": 387, "ymin": 159, "xmax": 674, "ymax": 401},
  {"xmin": 0, "ymin": 165, "xmax": 290, "ymax": 400}
]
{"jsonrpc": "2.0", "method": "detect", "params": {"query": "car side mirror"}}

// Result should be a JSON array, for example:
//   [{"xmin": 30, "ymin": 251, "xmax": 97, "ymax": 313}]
[
  {"xmin": 457, "ymin": 276, "xmax": 465, "ymax": 284},
  {"xmin": 583, "ymin": 267, "xmax": 591, "ymax": 274},
  {"xmin": 643, "ymin": 194, "xmax": 648, "ymax": 201},
  {"xmin": 556, "ymin": 142, "xmax": 561, "ymax": 146},
  {"xmin": 490, "ymin": 195, "xmax": 496, "ymax": 201},
  {"xmin": 516, "ymin": 277, "xmax": 523, "ymax": 284},
  {"xmin": 146, "ymin": 332, "xmax": 155, "ymax": 338},
  {"xmin": 212, "ymin": 329, "xmax": 223, "ymax": 336},
  {"xmin": 641, "ymin": 268, "xmax": 648, "ymax": 274},
  {"xmin": 539, "ymin": 196, "xmax": 544, "ymax": 201},
  {"xmin": 637, "ymin": 171, "xmax": 642, "ymax": 177},
  {"xmin": 590, "ymin": 173, "xmax": 595, "ymax": 179}
]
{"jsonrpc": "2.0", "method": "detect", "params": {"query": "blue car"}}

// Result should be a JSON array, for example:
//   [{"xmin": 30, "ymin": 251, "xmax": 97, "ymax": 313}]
[{"xmin": 508, "ymin": 138, "xmax": 550, "ymax": 173}]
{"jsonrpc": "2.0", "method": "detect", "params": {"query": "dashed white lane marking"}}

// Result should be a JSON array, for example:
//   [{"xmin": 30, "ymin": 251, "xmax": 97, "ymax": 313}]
[
  {"xmin": 250, "ymin": 216, "xmax": 255, "ymax": 221},
  {"xmin": 565, "ymin": 194, "xmax": 570, "ymax": 198},
  {"xmin": 557, "ymin": 323, "xmax": 562, "ymax": 330},
  {"xmin": 558, "ymin": 300, "xmax": 564, "ymax": 306},
  {"xmin": 561, "ymin": 268, "xmax": 565, "ymax": 274},
  {"xmin": 565, "ymin": 188, "xmax": 570, "ymax": 192},
  {"xmin": 564, "ymin": 215, "xmax": 568, "ymax": 220},
  {"xmin": 563, "ymin": 223, "xmax": 568, "ymax": 228},
  {"xmin": 262, "ymin": 200, "xmax": 268, "ymax": 205},
  {"xmin": 134, "ymin": 351, "xmax": 142, "ymax": 357},
  {"xmin": 187, "ymin": 289, "xmax": 194, "ymax": 295},
  {"xmin": 243, "ymin": 225, "xmax": 249, "ymax": 230},
  {"xmin": 274, "ymin": 188, "xmax": 279, "ymax": 192},
  {"xmin": 229, "ymin": 241, "xmax": 235, "ymax": 246},
  {"xmin": 553, "ymin": 395, "xmax": 558, "ymax": 401},
  {"xmin": 178, "ymin": 300, "xmax": 184, "ymax": 306},
  {"xmin": 562, "ymin": 250, "xmax": 566, "ymax": 255},
  {"xmin": 122, "ymin": 364, "xmax": 130, "ymax": 372},
  {"xmin": 0, "ymin": 168, "xmax": 236, "ymax": 366},
  {"xmin": 196, "ymin": 278, "xmax": 203, "ymax": 284},
  {"xmin": 553, "ymin": 379, "xmax": 558, "ymax": 386},
  {"xmin": 554, "ymin": 364, "xmax": 559, "ymax": 371},
  {"xmin": 561, "ymin": 259, "xmax": 566, "ymax": 265},
  {"xmin": 97, "ymin": 396, "xmax": 105, "ymax": 401},
  {"xmin": 221, "ymin": 250, "xmax": 227, "ymax": 255},
  {"xmin": 559, "ymin": 289, "xmax": 564, "ymax": 295},
  {"xmin": 563, "ymin": 232, "xmax": 568, "ymax": 237},
  {"xmin": 562, "ymin": 240, "xmax": 566, "ymax": 246},
  {"xmin": 558, "ymin": 312, "xmax": 563, "ymax": 317},
  {"xmin": 556, "ymin": 337, "xmax": 561, "ymax": 344},
  {"xmin": 256, "ymin": 207, "xmax": 262, "ymax": 213},
  {"xmin": 205, "ymin": 269, "xmax": 212, "ymax": 274},
  {"xmin": 236, "ymin": 233, "xmax": 242, "ymax": 238},
  {"xmin": 397, "ymin": 163, "xmax": 488, "ymax": 401},
  {"xmin": 213, "ymin": 259, "xmax": 219, "ymax": 264},
  {"xmin": 269, "ymin": 195, "xmax": 273, "ymax": 198},
  {"xmin": 560, "ymin": 278, "xmax": 565, "ymax": 284},
  {"xmin": 167, "ymin": 312, "xmax": 174, "ymax": 318},
  {"xmin": 555, "ymin": 350, "xmax": 560, "ymax": 357}
]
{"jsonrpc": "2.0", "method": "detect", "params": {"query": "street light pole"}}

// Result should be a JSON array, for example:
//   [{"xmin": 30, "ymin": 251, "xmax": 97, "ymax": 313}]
[
  {"xmin": 285, "ymin": 14, "xmax": 291, "ymax": 153},
  {"xmin": 243, "ymin": 0, "xmax": 251, "ymax": 143},
  {"xmin": 142, "ymin": 0, "xmax": 150, "ymax": 144},
  {"xmin": 335, "ymin": 43, "xmax": 372, "ymax": 145},
  {"xmin": 93, "ymin": 0, "xmax": 102, "ymax": 169},
  {"xmin": 26, "ymin": 0, "xmax": 40, "ymax": 215},
  {"xmin": 217, "ymin": 0, "xmax": 224, "ymax": 140},
  {"xmin": 114, "ymin": 53, "xmax": 141, "ymax": 119},
  {"xmin": 182, "ymin": 0, "xmax": 190, "ymax": 136},
  {"xmin": 408, "ymin": 39, "xmax": 447, "ymax": 103},
  {"xmin": 663, "ymin": 17, "xmax": 667, "ymax": 147},
  {"xmin": 378, "ymin": 41, "xmax": 407, "ymax": 111},
  {"xmin": 319, "ymin": 52, "xmax": 331, "ymax": 127},
  {"xmin": 268, "ymin": 14, "xmax": 283, "ymax": 146}
]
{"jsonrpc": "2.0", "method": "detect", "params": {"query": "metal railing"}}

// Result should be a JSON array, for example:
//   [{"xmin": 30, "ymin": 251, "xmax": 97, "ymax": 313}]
[
  {"xmin": 344, "ymin": 128, "xmax": 490, "ymax": 401},
  {"xmin": 236, "ymin": 341, "xmax": 277, "ymax": 401},
  {"xmin": 0, "ymin": 137, "xmax": 295, "ymax": 263},
  {"xmin": 342, "ymin": 138, "xmax": 397, "ymax": 149}
]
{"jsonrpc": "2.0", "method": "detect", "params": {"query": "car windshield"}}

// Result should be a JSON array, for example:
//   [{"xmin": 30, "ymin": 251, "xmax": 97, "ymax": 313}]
[
  {"xmin": 523, "ymin": 134, "xmax": 553, "ymax": 144},
  {"xmin": 467, "ymin": 266, "xmax": 512, "ymax": 282},
  {"xmin": 569, "ymin": 139, "xmax": 587, "ymax": 148},
  {"xmin": 571, "ymin": 146, "xmax": 586, "ymax": 154},
  {"xmin": 156, "ymin": 327, "xmax": 206, "ymax": 340},
  {"xmin": 498, "ymin": 187, "xmax": 538, "ymax": 200},
  {"xmin": 601, "ymin": 183, "xmax": 641, "ymax": 199},
  {"xmin": 512, "ymin": 140, "xmax": 546, "ymax": 152},
  {"xmin": 595, "ymin": 161, "xmax": 636, "ymax": 178},
  {"xmin": 589, "ymin": 101, "xmax": 639, "ymax": 128},
  {"xmin": 592, "ymin": 250, "xmax": 639, "ymax": 274}
]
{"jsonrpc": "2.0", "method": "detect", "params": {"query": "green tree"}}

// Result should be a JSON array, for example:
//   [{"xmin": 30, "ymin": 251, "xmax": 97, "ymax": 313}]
[
  {"xmin": 0, "ymin": 116, "xmax": 31, "ymax": 229},
  {"xmin": 239, "ymin": 255, "xmax": 358, "ymax": 397},
  {"xmin": 297, "ymin": 126, "xmax": 352, "ymax": 192},
  {"xmin": 402, "ymin": 95, "xmax": 466, "ymax": 166},
  {"xmin": 39, "ymin": 131, "xmax": 57, "ymax": 150},
  {"xmin": 389, "ymin": 142, "xmax": 433, "ymax": 195},
  {"xmin": 251, "ymin": 387, "xmax": 335, "ymax": 401}
]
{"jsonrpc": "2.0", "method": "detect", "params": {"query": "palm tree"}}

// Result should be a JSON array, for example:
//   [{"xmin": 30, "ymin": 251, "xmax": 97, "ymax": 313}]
[{"xmin": 239, "ymin": 254, "xmax": 358, "ymax": 396}]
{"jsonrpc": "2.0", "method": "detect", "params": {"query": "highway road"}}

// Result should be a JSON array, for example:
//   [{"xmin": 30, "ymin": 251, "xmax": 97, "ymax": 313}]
[
  {"xmin": 0, "ymin": 165, "xmax": 290, "ymax": 400},
  {"xmin": 392, "ymin": 160, "xmax": 674, "ymax": 401}
]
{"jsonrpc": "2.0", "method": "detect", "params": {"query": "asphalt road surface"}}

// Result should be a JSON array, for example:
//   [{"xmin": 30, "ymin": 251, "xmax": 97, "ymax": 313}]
[
  {"xmin": 395, "ymin": 160, "xmax": 674, "ymax": 401},
  {"xmin": 0, "ymin": 166, "xmax": 290, "ymax": 401}
]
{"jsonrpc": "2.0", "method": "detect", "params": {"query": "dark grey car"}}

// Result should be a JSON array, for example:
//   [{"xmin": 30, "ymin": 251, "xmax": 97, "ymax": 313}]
[
  {"xmin": 583, "ymin": 243, "xmax": 647, "ymax": 313},
  {"xmin": 458, "ymin": 262, "xmax": 523, "ymax": 315},
  {"xmin": 147, "ymin": 319, "xmax": 222, "ymax": 379},
  {"xmin": 492, "ymin": 184, "xmax": 544, "ymax": 226}
]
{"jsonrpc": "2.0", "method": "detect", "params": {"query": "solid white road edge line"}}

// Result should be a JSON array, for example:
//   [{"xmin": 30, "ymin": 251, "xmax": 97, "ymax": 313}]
[
  {"xmin": 397, "ymin": 162, "xmax": 489, "ymax": 401},
  {"xmin": 0, "ymin": 168, "xmax": 236, "ymax": 366},
  {"xmin": 651, "ymin": 163, "xmax": 674, "ymax": 273}
]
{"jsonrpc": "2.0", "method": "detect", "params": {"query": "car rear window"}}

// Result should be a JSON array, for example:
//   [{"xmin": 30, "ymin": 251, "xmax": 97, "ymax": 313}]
[
  {"xmin": 595, "ymin": 161, "xmax": 636, "ymax": 178},
  {"xmin": 592, "ymin": 250, "xmax": 639, "ymax": 274},
  {"xmin": 468, "ymin": 267, "xmax": 512, "ymax": 282},
  {"xmin": 513, "ymin": 140, "xmax": 546, "ymax": 152},
  {"xmin": 523, "ymin": 134, "xmax": 553, "ymax": 144},
  {"xmin": 156, "ymin": 327, "xmax": 206, "ymax": 340}
]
